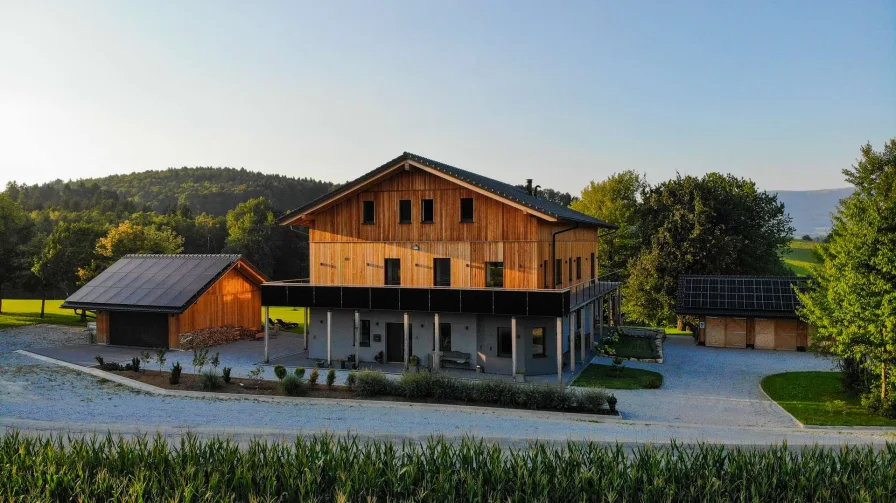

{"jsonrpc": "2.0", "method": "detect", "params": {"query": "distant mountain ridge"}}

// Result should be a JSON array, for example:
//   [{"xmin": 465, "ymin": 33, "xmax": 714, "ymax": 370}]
[{"xmin": 769, "ymin": 187, "xmax": 854, "ymax": 237}]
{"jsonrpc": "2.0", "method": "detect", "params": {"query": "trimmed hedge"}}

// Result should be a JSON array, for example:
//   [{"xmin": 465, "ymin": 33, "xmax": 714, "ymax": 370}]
[
  {"xmin": 2, "ymin": 434, "xmax": 895, "ymax": 502},
  {"xmin": 354, "ymin": 370, "xmax": 609, "ymax": 413}
]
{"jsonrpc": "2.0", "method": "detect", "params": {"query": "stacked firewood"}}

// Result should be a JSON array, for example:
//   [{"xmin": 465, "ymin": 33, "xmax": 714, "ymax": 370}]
[{"xmin": 179, "ymin": 325, "xmax": 258, "ymax": 350}]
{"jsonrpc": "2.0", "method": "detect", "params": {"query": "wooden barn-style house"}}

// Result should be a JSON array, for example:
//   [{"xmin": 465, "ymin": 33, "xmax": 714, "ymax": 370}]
[
  {"xmin": 262, "ymin": 152, "xmax": 622, "ymax": 381},
  {"xmin": 62, "ymin": 254, "xmax": 266, "ymax": 349},
  {"xmin": 676, "ymin": 275, "xmax": 811, "ymax": 351}
]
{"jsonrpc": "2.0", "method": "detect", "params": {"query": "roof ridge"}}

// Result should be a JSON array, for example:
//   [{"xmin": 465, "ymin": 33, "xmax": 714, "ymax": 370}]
[{"xmin": 122, "ymin": 253, "xmax": 241, "ymax": 260}]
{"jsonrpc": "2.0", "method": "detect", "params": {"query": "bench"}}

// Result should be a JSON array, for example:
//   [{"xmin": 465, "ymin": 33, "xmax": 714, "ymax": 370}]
[{"xmin": 439, "ymin": 350, "xmax": 471, "ymax": 369}]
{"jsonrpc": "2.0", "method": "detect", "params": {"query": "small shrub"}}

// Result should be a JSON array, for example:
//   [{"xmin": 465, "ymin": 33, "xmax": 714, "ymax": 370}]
[
  {"xmin": 139, "ymin": 351, "xmax": 152, "ymax": 371},
  {"xmin": 576, "ymin": 389, "xmax": 609, "ymax": 413},
  {"xmin": 169, "ymin": 362, "xmax": 182, "ymax": 385},
  {"xmin": 99, "ymin": 362, "xmax": 122, "ymax": 371},
  {"xmin": 130, "ymin": 357, "xmax": 141, "ymax": 372},
  {"xmin": 281, "ymin": 375, "xmax": 307, "ymax": 396},
  {"xmin": 154, "ymin": 348, "xmax": 167, "ymax": 372},
  {"xmin": 345, "ymin": 372, "xmax": 357, "ymax": 388},
  {"xmin": 520, "ymin": 384, "xmax": 571, "ymax": 410},
  {"xmin": 607, "ymin": 394, "xmax": 618, "ymax": 413},
  {"xmin": 274, "ymin": 365, "xmax": 287, "ymax": 381},
  {"xmin": 192, "ymin": 348, "xmax": 209, "ymax": 374},
  {"xmin": 308, "ymin": 368, "xmax": 319, "ymax": 386},
  {"xmin": 473, "ymin": 380, "xmax": 516, "ymax": 406},
  {"xmin": 210, "ymin": 352, "xmax": 220, "ymax": 369},
  {"xmin": 222, "ymin": 367, "xmax": 232, "ymax": 384},
  {"xmin": 398, "ymin": 371, "xmax": 436, "ymax": 399},
  {"xmin": 862, "ymin": 391, "xmax": 896, "ymax": 418},
  {"xmin": 199, "ymin": 370, "xmax": 222, "ymax": 391},
  {"xmin": 94, "ymin": 355, "xmax": 104, "ymax": 366},
  {"xmin": 644, "ymin": 376, "xmax": 663, "ymax": 389},
  {"xmin": 326, "ymin": 369, "xmax": 336, "ymax": 387},
  {"xmin": 354, "ymin": 370, "xmax": 392, "ymax": 397},
  {"xmin": 294, "ymin": 367, "xmax": 305, "ymax": 379}
]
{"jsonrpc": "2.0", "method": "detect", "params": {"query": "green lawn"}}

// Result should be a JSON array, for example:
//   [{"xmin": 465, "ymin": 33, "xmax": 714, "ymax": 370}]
[
  {"xmin": 664, "ymin": 327, "xmax": 692, "ymax": 336},
  {"xmin": 784, "ymin": 240, "xmax": 820, "ymax": 276},
  {"xmin": 267, "ymin": 306, "xmax": 308, "ymax": 333},
  {"xmin": 605, "ymin": 334, "xmax": 659, "ymax": 360},
  {"xmin": 573, "ymin": 363, "xmax": 663, "ymax": 389},
  {"xmin": 761, "ymin": 371, "xmax": 896, "ymax": 427}
]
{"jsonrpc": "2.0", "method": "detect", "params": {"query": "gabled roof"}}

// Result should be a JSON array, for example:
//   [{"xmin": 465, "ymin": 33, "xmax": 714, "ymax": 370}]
[
  {"xmin": 676, "ymin": 275, "xmax": 810, "ymax": 319},
  {"xmin": 278, "ymin": 152, "xmax": 616, "ymax": 229},
  {"xmin": 62, "ymin": 254, "xmax": 267, "ymax": 314}
]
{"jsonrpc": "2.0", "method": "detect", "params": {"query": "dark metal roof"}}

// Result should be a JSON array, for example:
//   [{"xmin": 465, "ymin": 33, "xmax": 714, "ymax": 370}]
[
  {"xmin": 62, "ymin": 254, "xmax": 246, "ymax": 314},
  {"xmin": 676, "ymin": 275, "xmax": 810, "ymax": 318},
  {"xmin": 279, "ymin": 152, "xmax": 617, "ymax": 229}
]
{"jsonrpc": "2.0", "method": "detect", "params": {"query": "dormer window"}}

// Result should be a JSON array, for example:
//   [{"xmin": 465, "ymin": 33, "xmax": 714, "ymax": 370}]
[
  {"xmin": 362, "ymin": 200, "xmax": 375, "ymax": 224},
  {"xmin": 460, "ymin": 198, "xmax": 474, "ymax": 222}
]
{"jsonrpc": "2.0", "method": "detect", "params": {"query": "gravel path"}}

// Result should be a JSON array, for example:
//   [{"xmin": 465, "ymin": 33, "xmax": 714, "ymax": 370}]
[
  {"xmin": 584, "ymin": 336, "xmax": 835, "ymax": 427},
  {"xmin": 2, "ymin": 325, "xmax": 888, "ymax": 446}
]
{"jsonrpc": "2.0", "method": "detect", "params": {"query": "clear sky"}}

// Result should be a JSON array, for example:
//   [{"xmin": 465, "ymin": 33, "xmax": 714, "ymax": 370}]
[{"xmin": 1, "ymin": 0, "xmax": 893, "ymax": 194}]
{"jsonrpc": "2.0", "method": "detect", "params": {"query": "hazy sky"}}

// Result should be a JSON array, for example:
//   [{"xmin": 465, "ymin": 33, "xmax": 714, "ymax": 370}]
[{"xmin": 1, "ymin": 1, "xmax": 893, "ymax": 194}]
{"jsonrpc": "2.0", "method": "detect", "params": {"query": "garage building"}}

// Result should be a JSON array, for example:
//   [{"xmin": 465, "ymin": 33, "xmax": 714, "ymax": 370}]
[
  {"xmin": 62, "ymin": 254, "xmax": 266, "ymax": 348},
  {"xmin": 676, "ymin": 275, "xmax": 811, "ymax": 351}
]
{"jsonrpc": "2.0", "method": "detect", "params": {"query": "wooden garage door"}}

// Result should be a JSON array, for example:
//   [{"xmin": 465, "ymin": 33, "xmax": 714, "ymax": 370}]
[
  {"xmin": 754, "ymin": 319, "xmax": 776, "ymax": 350},
  {"xmin": 725, "ymin": 318, "xmax": 747, "ymax": 348},
  {"xmin": 775, "ymin": 320, "xmax": 798, "ymax": 351},
  {"xmin": 705, "ymin": 317, "xmax": 725, "ymax": 347},
  {"xmin": 110, "ymin": 311, "xmax": 169, "ymax": 348}
]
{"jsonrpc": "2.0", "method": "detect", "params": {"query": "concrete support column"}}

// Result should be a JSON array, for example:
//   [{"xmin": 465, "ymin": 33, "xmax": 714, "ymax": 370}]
[
  {"xmin": 403, "ymin": 312, "xmax": 410, "ymax": 371},
  {"xmin": 354, "ymin": 310, "xmax": 360, "ymax": 370},
  {"xmin": 556, "ymin": 317, "xmax": 563, "ymax": 385},
  {"xmin": 433, "ymin": 313, "xmax": 441, "ymax": 371},
  {"xmin": 569, "ymin": 311, "xmax": 576, "ymax": 373},
  {"xmin": 264, "ymin": 305, "xmax": 270, "ymax": 363},
  {"xmin": 511, "ymin": 316, "xmax": 518, "ymax": 376},
  {"xmin": 326, "ymin": 309, "xmax": 332, "ymax": 367},
  {"xmin": 581, "ymin": 305, "xmax": 588, "ymax": 364},
  {"xmin": 303, "ymin": 308, "xmax": 308, "ymax": 351}
]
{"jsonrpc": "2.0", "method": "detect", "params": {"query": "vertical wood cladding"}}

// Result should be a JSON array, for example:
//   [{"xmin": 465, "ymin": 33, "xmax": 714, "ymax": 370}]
[
  {"xmin": 305, "ymin": 169, "xmax": 601, "ymax": 289},
  {"xmin": 167, "ymin": 267, "xmax": 262, "ymax": 348},
  {"xmin": 95, "ymin": 311, "xmax": 110, "ymax": 344}
]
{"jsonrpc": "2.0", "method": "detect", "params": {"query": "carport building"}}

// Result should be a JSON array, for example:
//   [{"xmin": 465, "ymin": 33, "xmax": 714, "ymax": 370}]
[
  {"xmin": 676, "ymin": 275, "xmax": 811, "ymax": 351},
  {"xmin": 62, "ymin": 254, "xmax": 267, "ymax": 349}
]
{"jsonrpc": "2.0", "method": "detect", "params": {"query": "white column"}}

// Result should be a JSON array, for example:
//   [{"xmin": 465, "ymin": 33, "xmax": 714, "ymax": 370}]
[
  {"xmin": 403, "ymin": 312, "xmax": 410, "ymax": 370},
  {"xmin": 569, "ymin": 311, "xmax": 576, "ymax": 372},
  {"xmin": 264, "ymin": 305, "xmax": 270, "ymax": 363},
  {"xmin": 354, "ymin": 310, "xmax": 360, "ymax": 370},
  {"xmin": 598, "ymin": 297, "xmax": 604, "ymax": 339},
  {"xmin": 556, "ymin": 317, "xmax": 563, "ymax": 385},
  {"xmin": 581, "ymin": 306, "xmax": 588, "ymax": 364},
  {"xmin": 326, "ymin": 309, "xmax": 332, "ymax": 367},
  {"xmin": 434, "ymin": 313, "xmax": 441, "ymax": 371},
  {"xmin": 303, "ymin": 308, "xmax": 309, "ymax": 350},
  {"xmin": 511, "ymin": 316, "xmax": 518, "ymax": 376}
]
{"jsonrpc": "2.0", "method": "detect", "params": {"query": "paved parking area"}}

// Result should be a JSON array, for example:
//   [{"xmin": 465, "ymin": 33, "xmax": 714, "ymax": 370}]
[{"xmin": 585, "ymin": 336, "xmax": 835, "ymax": 427}]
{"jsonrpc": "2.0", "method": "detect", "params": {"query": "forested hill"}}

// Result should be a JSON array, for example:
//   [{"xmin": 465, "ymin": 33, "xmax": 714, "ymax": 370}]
[{"xmin": 7, "ymin": 167, "xmax": 334, "ymax": 216}]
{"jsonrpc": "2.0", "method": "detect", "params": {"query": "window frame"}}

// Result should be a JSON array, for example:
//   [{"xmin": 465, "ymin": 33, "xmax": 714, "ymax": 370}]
[
  {"xmin": 590, "ymin": 252, "xmax": 595, "ymax": 279},
  {"xmin": 433, "ymin": 258, "xmax": 451, "ymax": 287},
  {"xmin": 554, "ymin": 258, "xmax": 562, "ymax": 286},
  {"xmin": 362, "ymin": 200, "xmax": 375, "ymax": 225},
  {"xmin": 576, "ymin": 257, "xmax": 582, "ymax": 280},
  {"xmin": 460, "ymin": 197, "xmax": 474, "ymax": 223},
  {"xmin": 532, "ymin": 327, "xmax": 546, "ymax": 357},
  {"xmin": 421, "ymin": 198, "xmax": 434, "ymax": 223},
  {"xmin": 398, "ymin": 199, "xmax": 412, "ymax": 224},
  {"xmin": 360, "ymin": 319, "xmax": 371, "ymax": 347},
  {"xmin": 497, "ymin": 327, "xmax": 512, "ymax": 357},
  {"xmin": 437, "ymin": 322, "xmax": 452, "ymax": 352},
  {"xmin": 485, "ymin": 261, "xmax": 504, "ymax": 288},
  {"xmin": 384, "ymin": 258, "xmax": 401, "ymax": 286}
]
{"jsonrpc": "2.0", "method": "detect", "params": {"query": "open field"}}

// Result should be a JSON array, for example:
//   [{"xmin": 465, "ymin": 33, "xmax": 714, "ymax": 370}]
[
  {"xmin": 573, "ymin": 363, "xmax": 663, "ymax": 389},
  {"xmin": 762, "ymin": 371, "xmax": 896, "ymax": 427},
  {"xmin": 0, "ymin": 300, "xmax": 307, "ymax": 332},
  {"xmin": 784, "ymin": 240, "xmax": 820, "ymax": 276}
]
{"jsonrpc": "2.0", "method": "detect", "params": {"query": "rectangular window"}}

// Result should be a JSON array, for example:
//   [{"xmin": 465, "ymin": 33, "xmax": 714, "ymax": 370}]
[
  {"xmin": 576, "ymin": 257, "xmax": 582, "ymax": 280},
  {"xmin": 497, "ymin": 327, "xmax": 512, "ymax": 357},
  {"xmin": 460, "ymin": 197, "xmax": 474, "ymax": 222},
  {"xmin": 555, "ymin": 258, "xmax": 562, "ymax": 286},
  {"xmin": 590, "ymin": 252, "xmax": 595, "ymax": 279},
  {"xmin": 485, "ymin": 262, "xmax": 504, "ymax": 288},
  {"xmin": 360, "ymin": 320, "xmax": 371, "ymax": 347},
  {"xmin": 385, "ymin": 258, "xmax": 401, "ymax": 286},
  {"xmin": 433, "ymin": 258, "xmax": 451, "ymax": 287},
  {"xmin": 568, "ymin": 259, "xmax": 572, "ymax": 282},
  {"xmin": 399, "ymin": 199, "xmax": 411, "ymax": 224},
  {"xmin": 362, "ymin": 200, "xmax": 375, "ymax": 224},
  {"xmin": 543, "ymin": 260, "xmax": 548, "ymax": 288},
  {"xmin": 421, "ymin": 199, "xmax": 434, "ymax": 223},
  {"xmin": 532, "ymin": 327, "xmax": 546, "ymax": 357},
  {"xmin": 437, "ymin": 323, "xmax": 452, "ymax": 351}
]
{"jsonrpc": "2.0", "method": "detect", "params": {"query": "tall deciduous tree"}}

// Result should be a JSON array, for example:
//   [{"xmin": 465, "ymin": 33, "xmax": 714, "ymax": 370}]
[
  {"xmin": 224, "ymin": 197, "xmax": 278, "ymax": 276},
  {"xmin": 32, "ymin": 222, "xmax": 106, "ymax": 307},
  {"xmin": 623, "ymin": 173, "xmax": 793, "ymax": 326},
  {"xmin": 570, "ymin": 170, "xmax": 646, "ymax": 276},
  {"xmin": 78, "ymin": 221, "xmax": 184, "ymax": 283},
  {"xmin": 0, "ymin": 194, "xmax": 33, "ymax": 313},
  {"xmin": 796, "ymin": 139, "xmax": 896, "ymax": 407}
]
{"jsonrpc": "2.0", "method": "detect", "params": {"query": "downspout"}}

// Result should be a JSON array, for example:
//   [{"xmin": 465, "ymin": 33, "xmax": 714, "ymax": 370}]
[{"xmin": 552, "ymin": 223, "xmax": 578, "ymax": 289}]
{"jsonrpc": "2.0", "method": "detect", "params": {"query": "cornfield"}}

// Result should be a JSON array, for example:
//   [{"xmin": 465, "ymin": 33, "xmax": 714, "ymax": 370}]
[{"xmin": 1, "ymin": 433, "xmax": 895, "ymax": 502}]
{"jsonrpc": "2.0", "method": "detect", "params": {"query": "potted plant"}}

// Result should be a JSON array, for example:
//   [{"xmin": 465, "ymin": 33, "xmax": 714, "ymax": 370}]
[
  {"xmin": 337, "ymin": 358, "xmax": 346, "ymax": 370},
  {"xmin": 346, "ymin": 354, "xmax": 357, "ymax": 370},
  {"xmin": 409, "ymin": 355, "xmax": 420, "ymax": 367},
  {"xmin": 374, "ymin": 350, "xmax": 384, "ymax": 364}
]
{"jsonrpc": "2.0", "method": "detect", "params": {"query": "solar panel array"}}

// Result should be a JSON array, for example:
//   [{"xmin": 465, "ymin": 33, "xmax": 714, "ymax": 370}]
[
  {"xmin": 676, "ymin": 276, "xmax": 809, "ymax": 315},
  {"xmin": 64, "ymin": 254, "xmax": 240, "ymax": 312}
]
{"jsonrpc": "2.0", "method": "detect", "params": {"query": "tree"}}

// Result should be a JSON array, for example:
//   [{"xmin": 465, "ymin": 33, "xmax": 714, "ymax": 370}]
[
  {"xmin": 0, "ymin": 194, "xmax": 33, "ymax": 313},
  {"xmin": 796, "ymin": 139, "xmax": 896, "ymax": 409},
  {"xmin": 801, "ymin": 234, "xmax": 813, "ymax": 241},
  {"xmin": 570, "ymin": 170, "xmax": 646, "ymax": 276},
  {"xmin": 623, "ymin": 173, "xmax": 793, "ymax": 326},
  {"xmin": 78, "ymin": 221, "xmax": 184, "ymax": 283},
  {"xmin": 31, "ymin": 222, "xmax": 105, "ymax": 317},
  {"xmin": 224, "ymin": 197, "xmax": 277, "ymax": 276}
]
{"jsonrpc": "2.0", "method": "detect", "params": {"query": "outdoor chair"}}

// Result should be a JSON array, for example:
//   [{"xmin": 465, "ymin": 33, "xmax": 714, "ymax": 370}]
[{"xmin": 276, "ymin": 318, "xmax": 299, "ymax": 329}]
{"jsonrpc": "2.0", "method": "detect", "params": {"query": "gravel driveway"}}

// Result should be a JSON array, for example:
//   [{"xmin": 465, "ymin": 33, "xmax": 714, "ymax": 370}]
[
  {"xmin": 3, "ymin": 325, "xmax": 887, "ymax": 446},
  {"xmin": 585, "ymin": 336, "xmax": 835, "ymax": 427}
]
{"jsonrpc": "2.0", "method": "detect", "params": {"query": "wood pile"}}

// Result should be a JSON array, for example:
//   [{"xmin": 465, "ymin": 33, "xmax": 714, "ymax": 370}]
[{"xmin": 179, "ymin": 325, "xmax": 258, "ymax": 350}]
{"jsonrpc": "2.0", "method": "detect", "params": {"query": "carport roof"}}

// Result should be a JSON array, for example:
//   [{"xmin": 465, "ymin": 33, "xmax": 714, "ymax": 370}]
[
  {"xmin": 676, "ymin": 275, "xmax": 810, "ymax": 318},
  {"xmin": 62, "ymin": 254, "xmax": 266, "ymax": 314}
]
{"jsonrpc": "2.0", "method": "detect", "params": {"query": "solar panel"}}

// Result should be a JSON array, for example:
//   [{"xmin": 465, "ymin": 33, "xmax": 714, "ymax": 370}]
[{"xmin": 677, "ymin": 275, "xmax": 809, "ymax": 317}]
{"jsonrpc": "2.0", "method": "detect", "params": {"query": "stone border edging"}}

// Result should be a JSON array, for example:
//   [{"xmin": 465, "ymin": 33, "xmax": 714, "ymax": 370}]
[{"xmin": 16, "ymin": 350, "xmax": 626, "ymax": 423}]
